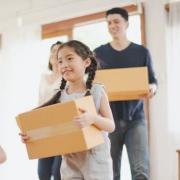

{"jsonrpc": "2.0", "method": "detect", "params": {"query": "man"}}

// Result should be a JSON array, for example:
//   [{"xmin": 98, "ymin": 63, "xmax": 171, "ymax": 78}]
[{"xmin": 94, "ymin": 7, "xmax": 157, "ymax": 180}]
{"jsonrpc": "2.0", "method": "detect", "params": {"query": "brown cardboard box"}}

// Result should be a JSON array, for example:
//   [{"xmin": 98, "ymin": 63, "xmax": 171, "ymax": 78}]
[
  {"xmin": 95, "ymin": 67, "xmax": 149, "ymax": 101},
  {"xmin": 16, "ymin": 96, "xmax": 104, "ymax": 159}
]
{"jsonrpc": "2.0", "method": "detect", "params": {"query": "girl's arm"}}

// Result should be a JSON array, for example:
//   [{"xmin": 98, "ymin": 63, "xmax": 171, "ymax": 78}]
[
  {"xmin": 93, "ymin": 90, "xmax": 115, "ymax": 132},
  {"xmin": 74, "ymin": 90, "xmax": 115, "ymax": 133}
]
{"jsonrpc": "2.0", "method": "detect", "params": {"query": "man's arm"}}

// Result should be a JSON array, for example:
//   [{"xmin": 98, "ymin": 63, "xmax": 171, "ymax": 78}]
[{"xmin": 145, "ymin": 49, "xmax": 158, "ymax": 98}]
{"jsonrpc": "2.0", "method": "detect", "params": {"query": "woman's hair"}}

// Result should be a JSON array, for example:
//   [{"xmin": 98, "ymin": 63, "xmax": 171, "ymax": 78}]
[
  {"xmin": 48, "ymin": 41, "xmax": 62, "ymax": 71},
  {"xmin": 38, "ymin": 40, "xmax": 97, "ymax": 108}
]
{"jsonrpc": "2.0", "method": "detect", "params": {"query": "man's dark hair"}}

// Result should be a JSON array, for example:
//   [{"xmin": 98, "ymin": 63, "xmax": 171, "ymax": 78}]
[{"xmin": 106, "ymin": 7, "xmax": 129, "ymax": 21}]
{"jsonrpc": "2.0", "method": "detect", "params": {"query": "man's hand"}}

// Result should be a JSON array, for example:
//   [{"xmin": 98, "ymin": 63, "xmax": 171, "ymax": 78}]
[{"xmin": 148, "ymin": 84, "xmax": 157, "ymax": 98}]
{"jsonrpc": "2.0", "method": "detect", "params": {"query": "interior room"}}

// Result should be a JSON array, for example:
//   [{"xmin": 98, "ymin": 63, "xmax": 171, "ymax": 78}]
[{"xmin": 0, "ymin": 0, "xmax": 179, "ymax": 179}]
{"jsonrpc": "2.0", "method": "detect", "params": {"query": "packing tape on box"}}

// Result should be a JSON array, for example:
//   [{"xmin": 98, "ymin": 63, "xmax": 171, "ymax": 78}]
[{"xmin": 26, "ymin": 122, "xmax": 80, "ymax": 142}]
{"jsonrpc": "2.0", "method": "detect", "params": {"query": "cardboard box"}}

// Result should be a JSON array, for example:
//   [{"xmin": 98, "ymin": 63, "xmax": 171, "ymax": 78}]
[
  {"xmin": 95, "ymin": 67, "xmax": 149, "ymax": 101},
  {"xmin": 16, "ymin": 96, "xmax": 104, "ymax": 159}
]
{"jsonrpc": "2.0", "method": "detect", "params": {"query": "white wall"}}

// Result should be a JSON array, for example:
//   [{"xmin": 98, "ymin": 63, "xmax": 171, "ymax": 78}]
[
  {"xmin": 0, "ymin": 23, "xmax": 46, "ymax": 179},
  {"xmin": 144, "ymin": 0, "xmax": 169, "ymax": 179},
  {"xmin": 144, "ymin": 0, "xmax": 180, "ymax": 180},
  {"xmin": 0, "ymin": 0, "xmax": 179, "ymax": 180}
]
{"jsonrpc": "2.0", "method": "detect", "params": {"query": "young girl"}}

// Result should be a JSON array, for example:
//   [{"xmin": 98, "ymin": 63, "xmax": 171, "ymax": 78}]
[
  {"xmin": 56, "ymin": 40, "xmax": 114, "ymax": 180},
  {"xmin": 20, "ymin": 40, "xmax": 115, "ymax": 180}
]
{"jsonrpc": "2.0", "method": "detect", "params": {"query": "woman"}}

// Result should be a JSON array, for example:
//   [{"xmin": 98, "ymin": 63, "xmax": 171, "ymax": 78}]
[{"xmin": 37, "ymin": 41, "xmax": 62, "ymax": 180}]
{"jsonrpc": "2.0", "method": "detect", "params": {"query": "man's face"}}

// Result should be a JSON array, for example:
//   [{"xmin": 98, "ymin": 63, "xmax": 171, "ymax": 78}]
[{"xmin": 106, "ymin": 14, "xmax": 128, "ymax": 39}]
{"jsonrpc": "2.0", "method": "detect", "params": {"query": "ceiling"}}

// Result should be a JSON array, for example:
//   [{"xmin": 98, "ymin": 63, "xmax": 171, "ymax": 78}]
[
  {"xmin": 0, "ymin": 0, "xmax": 76, "ymax": 21},
  {"xmin": 0, "ymin": 0, "xmax": 145, "ymax": 28}
]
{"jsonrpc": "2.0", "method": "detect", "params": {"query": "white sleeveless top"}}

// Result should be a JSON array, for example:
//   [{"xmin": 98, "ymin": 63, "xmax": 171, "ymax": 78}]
[
  {"xmin": 60, "ymin": 83, "xmax": 104, "ymax": 113},
  {"xmin": 38, "ymin": 73, "xmax": 61, "ymax": 105}
]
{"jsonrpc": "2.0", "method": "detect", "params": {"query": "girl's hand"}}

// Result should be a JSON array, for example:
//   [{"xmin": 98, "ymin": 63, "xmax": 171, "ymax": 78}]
[
  {"xmin": 73, "ymin": 108, "xmax": 96, "ymax": 128},
  {"xmin": 18, "ymin": 133, "xmax": 30, "ymax": 143}
]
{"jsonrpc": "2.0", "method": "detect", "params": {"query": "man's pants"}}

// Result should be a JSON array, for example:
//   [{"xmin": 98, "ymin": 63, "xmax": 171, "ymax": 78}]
[{"xmin": 109, "ymin": 118, "xmax": 149, "ymax": 180}]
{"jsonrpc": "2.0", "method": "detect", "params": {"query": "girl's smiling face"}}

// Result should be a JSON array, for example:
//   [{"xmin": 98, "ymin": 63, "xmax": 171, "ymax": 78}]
[{"xmin": 57, "ymin": 46, "xmax": 91, "ymax": 82}]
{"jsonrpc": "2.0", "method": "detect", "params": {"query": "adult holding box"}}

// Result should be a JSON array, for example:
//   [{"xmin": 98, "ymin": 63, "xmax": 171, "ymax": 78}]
[
  {"xmin": 37, "ymin": 41, "xmax": 62, "ymax": 180},
  {"xmin": 94, "ymin": 7, "xmax": 158, "ymax": 180}
]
